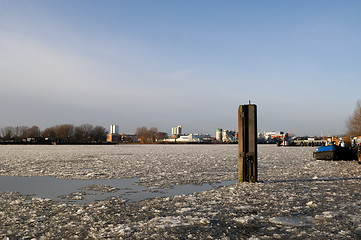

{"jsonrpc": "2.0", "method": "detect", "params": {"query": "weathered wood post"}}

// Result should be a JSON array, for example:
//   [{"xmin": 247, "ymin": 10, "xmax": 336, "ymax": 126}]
[{"xmin": 238, "ymin": 104, "xmax": 257, "ymax": 183}]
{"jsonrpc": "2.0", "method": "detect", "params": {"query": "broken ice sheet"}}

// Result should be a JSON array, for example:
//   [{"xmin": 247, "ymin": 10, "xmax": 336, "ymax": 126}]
[
  {"xmin": 81, "ymin": 184, "xmax": 119, "ymax": 192},
  {"xmin": 0, "ymin": 145, "xmax": 360, "ymax": 239},
  {"xmin": 269, "ymin": 216, "xmax": 312, "ymax": 227}
]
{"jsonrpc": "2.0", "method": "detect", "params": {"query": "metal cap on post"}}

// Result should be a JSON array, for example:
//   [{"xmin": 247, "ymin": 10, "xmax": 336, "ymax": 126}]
[{"xmin": 238, "ymin": 104, "xmax": 257, "ymax": 183}]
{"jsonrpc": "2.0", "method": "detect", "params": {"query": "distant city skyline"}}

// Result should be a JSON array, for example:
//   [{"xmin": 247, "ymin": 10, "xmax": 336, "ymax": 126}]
[{"xmin": 1, "ymin": 1, "xmax": 361, "ymax": 136}]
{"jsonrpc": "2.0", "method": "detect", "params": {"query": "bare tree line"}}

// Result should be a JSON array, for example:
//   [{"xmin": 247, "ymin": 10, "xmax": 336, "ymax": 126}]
[
  {"xmin": 0, "ymin": 124, "xmax": 107, "ymax": 143},
  {"xmin": 135, "ymin": 126, "xmax": 168, "ymax": 143},
  {"xmin": 0, "ymin": 124, "xmax": 168, "ymax": 144},
  {"xmin": 346, "ymin": 100, "xmax": 361, "ymax": 137}
]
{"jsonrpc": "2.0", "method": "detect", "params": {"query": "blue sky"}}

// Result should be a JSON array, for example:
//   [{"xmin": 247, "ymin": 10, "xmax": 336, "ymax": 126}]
[{"xmin": 1, "ymin": 1, "xmax": 361, "ymax": 136}]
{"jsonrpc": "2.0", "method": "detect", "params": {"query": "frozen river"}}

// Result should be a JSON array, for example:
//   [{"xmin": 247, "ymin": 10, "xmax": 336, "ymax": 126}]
[{"xmin": 0, "ymin": 144, "xmax": 360, "ymax": 239}]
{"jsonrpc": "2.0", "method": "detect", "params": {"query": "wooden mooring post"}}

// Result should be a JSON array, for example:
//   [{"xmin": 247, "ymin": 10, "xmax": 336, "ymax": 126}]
[{"xmin": 238, "ymin": 104, "xmax": 257, "ymax": 183}]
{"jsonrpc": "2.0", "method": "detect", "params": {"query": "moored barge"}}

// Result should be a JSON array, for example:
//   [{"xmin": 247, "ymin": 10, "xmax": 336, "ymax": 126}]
[{"xmin": 313, "ymin": 145, "xmax": 356, "ymax": 160}]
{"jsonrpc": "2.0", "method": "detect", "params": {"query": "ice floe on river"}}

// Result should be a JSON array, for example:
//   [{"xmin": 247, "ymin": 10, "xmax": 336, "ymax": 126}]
[{"xmin": 0, "ymin": 144, "xmax": 360, "ymax": 239}]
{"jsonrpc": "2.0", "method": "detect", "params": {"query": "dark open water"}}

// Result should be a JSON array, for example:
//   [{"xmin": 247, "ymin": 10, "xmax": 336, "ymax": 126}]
[{"xmin": 0, "ymin": 176, "xmax": 236, "ymax": 204}]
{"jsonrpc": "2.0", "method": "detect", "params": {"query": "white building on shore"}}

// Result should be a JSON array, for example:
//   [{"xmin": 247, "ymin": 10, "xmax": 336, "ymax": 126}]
[{"xmin": 165, "ymin": 133, "xmax": 212, "ymax": 142}]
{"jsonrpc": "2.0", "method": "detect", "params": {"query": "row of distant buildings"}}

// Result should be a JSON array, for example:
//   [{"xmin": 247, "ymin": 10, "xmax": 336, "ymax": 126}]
[
  {"xmin": 215, "ymin": 128, "xmax": 237, "ymax": 143},
  {"xmin": 165, "ymin": 126, "xmax": 211, "ymax": 143},
  {"xmin": 169, "ymin": 126, "xmax": 243, "ymax": 143},
  {"xmin": 107, "ymin": 125, "xmax": 215, "ymax": 143},
  {"xmin": 159, "ymin": 126, "xmax": 213, "ymax": 143},
  {"xmin": 169, "ymin": 126, "xmax": 240, "ymax": 143},
  {"xmin": 258, "ymin": 131, "xmax": 291, "ymax": 144},
  {"xmin": 215, "ymin": 130, "xmax": 292, "ymax": 144},
  {"xmin": 106, "ymin": 124, "xmax": 290, "ymax": 144}
]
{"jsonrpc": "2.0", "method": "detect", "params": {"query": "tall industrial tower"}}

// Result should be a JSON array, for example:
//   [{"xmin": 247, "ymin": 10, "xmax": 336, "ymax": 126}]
[
  {"xmin": 110, "ymin": 125, "xmax": 119, "ymax": 134},
  {"xmin": 171, "ymin": 126, "xmax": 182, "ymax": 136}
]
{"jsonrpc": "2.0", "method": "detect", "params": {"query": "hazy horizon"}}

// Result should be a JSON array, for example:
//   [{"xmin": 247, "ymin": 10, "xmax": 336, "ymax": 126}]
[{"xmin": 2, "ymin": 1, "xmax": 361, "ymax": 136}]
